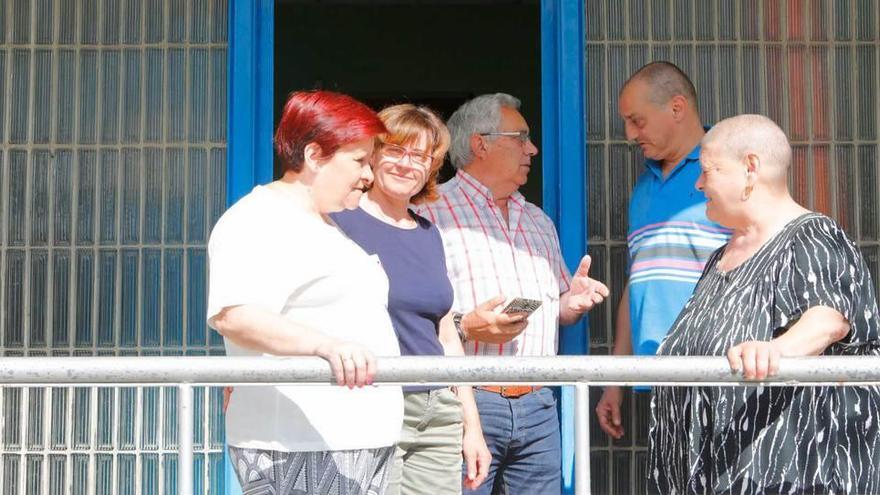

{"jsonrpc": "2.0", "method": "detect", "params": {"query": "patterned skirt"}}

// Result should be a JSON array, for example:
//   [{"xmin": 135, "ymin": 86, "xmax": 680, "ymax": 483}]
[{"xmin": 229, "ymin": 445, "xmax": 395, "ymax": 495}]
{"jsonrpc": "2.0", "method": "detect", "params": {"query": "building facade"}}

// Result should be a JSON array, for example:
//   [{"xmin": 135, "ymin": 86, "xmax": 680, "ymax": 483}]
[
  {"xmin": 0, "ymin": 1, "xmax": 877, "ymax": 494},
  {"xmin": 585, "ymin": 1, "xmax": 880, "ymax": 493}
]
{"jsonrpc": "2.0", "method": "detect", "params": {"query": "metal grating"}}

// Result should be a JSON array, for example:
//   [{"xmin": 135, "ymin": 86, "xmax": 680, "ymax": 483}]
[
  {"xmin": 585, "ymin": 0, "xmax": 880, "ymax": 493},
  {"xmin": 0, "ymin": 0, "xmax": 229, "ymax": 493}
]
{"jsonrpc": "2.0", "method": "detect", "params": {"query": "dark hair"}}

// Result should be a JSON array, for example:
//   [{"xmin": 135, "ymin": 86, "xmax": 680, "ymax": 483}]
[
  {"xmin": 624, "ymin": 61, "xmax": 699, "ymax": 111},
  {"xmin": 274, "ymin": 90, "xmax": 387, "ymax": 173}
]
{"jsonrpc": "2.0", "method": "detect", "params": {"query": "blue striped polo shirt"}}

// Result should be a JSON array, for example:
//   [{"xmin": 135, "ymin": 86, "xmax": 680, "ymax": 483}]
[{"xmin": 628, "ymin": 143, "xmax": 731, "ymax": 356}]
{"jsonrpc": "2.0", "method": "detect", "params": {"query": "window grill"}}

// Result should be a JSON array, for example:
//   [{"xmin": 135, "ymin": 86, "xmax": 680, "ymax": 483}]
[
  {"xmin": 585, "ymin": 1, "xmax": 879, "ymax": 493},
  {"xmin": 0, "ymin": 1, "xmax": 229, "ymax": 493}
]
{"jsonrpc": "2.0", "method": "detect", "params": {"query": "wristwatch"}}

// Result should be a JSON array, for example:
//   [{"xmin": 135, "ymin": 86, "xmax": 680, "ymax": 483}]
[{"xmin": 452, "ymin": 312, "xmax": 467, "ymax": 343}]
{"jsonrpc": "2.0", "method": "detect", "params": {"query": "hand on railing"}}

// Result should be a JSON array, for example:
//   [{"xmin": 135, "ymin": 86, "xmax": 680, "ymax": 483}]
[
  {"xmin": 595, "ymin": 385, "xmax": 624, "ymax": 440},
  {"xmin": 727, "ymin": 341, "xmax": 782, "ymax": 380},
  {"xmin": 315, "ymin": 339, "xmax": 377, "ymax": 388}
]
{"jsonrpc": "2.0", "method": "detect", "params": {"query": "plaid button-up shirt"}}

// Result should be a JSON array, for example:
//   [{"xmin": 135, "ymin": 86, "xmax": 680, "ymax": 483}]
[{"xmin": 417, "ymin": 171, "xmax": 571, "ymax": 357}]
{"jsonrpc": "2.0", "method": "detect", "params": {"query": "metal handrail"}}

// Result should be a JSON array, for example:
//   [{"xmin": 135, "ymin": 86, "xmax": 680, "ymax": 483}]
[
  {"xmin": 2, "ymin": 355, "xmax": 880, "ymax": 495},
  {"xmin": 3, "ymin": 355, "xmax": 880, "ymax": 385}
]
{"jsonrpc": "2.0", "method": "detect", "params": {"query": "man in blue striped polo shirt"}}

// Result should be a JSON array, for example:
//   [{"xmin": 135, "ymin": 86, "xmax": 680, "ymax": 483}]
[{"xmin": 595, "ymin": 62, "xmax": 730, "ymax": 439}]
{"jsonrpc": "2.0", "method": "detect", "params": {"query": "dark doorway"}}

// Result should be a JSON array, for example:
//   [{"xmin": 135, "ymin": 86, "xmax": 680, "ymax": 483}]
[{"xmin": 274, "ymin": 0, "xmax": 543, "ymax": 204}]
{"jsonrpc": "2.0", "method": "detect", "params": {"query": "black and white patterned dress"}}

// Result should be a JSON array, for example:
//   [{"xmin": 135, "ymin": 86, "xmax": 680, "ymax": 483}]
[{"xmin": 649, "ymin": 213, "xmax": 880, "ymax": 494}]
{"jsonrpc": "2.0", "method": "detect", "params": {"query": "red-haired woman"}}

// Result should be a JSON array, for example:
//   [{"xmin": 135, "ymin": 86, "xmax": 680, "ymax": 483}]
[{"xmin": 207, "ymin": 90, "xmax": 403, "ymax": 494}]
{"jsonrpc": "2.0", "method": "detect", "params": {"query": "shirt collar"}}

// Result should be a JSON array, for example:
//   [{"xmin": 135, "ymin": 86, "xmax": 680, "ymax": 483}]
[{"xmin": 454, "ymin": 170, "xmax": 525, "ymax": 206}]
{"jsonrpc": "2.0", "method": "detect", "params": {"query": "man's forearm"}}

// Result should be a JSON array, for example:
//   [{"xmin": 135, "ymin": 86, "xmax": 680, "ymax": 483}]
[{"xmin": 611, "ymin": 285, "xmax": 633, "ymax": 356}]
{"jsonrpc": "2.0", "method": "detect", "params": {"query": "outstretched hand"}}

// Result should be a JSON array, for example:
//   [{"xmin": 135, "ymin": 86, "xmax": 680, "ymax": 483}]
[{"xmin": 566, "ymin": 255, "xmax": 610, "ymax": 314}]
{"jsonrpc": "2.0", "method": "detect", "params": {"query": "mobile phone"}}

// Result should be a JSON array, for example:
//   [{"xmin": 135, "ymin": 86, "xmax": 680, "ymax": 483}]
[{"xmin": 501, "ymin": 297, "xmax": 542, "ymax": 316}]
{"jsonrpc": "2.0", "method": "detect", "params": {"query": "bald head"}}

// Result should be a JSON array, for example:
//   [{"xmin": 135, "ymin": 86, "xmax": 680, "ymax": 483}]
[
  {"xmin": 702, "ymin": 114, "xmax": 791, "ymax": 184},
  {"xmin": 622, "ymin": 61, "xmax": 699, "ymax": 111}
]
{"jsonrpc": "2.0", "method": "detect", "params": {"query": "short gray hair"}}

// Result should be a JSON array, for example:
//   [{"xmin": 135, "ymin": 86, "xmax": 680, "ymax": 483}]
[
  {"xmin": 703, "ymin": 114, "xmax": 792, "ymax": 172},
  {"xmin": 447, "ymin": 93, "xmax": 521, "ymax": 169}
]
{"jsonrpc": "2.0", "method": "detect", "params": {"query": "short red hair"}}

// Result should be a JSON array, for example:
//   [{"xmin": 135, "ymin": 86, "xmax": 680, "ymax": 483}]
[{"xmin": 274, "ymin": 90, "xmax": 387, "ymax": 173}]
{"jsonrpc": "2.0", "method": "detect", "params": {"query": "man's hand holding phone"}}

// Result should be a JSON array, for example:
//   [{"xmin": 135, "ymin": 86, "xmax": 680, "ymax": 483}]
[
  {"xmin": 500, "ymin": 297, "xmax": 542, "ymax": 316},
  {"xmin": 460, "ymin": 296, "xmax": 539, "ymax": 344}
]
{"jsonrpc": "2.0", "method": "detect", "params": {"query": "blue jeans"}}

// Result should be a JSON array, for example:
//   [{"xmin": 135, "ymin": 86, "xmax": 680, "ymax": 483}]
[{"xmin": 463, "ymin": 388, "xmax": 561, "ymax": 495}]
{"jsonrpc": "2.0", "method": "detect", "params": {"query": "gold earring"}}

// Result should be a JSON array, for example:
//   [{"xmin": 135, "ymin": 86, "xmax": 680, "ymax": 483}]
[{"xmin": 741, "ymin": 184, "xmax": 754, "ymax": 201}]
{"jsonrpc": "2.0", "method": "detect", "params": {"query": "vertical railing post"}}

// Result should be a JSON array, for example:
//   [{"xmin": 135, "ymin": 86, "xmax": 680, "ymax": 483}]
[
  {"xmin": 574, "ymin": 383, "xmax": 591, "ymax": 495},
  {"xmin": 178, "ymin": 384, "xmax": 194, "ymax": 495}
]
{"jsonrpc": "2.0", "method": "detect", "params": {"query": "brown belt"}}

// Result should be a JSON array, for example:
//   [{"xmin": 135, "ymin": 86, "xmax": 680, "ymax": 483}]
[{"xmin": 478, "ymin": 385, "xmax": 542, "ymax": 398}]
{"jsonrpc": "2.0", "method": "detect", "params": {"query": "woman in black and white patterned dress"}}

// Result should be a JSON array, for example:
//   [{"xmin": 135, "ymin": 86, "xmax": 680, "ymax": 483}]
[{"xmin": 649, "ymin": 115, "xmax": 880, "ymax": 494}]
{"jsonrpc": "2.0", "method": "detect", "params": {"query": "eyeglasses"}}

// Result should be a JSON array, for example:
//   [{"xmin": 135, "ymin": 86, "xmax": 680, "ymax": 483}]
[
  {"xmin": 379, "ymin": 143, "xmax": 434, "ymax": 167},
  {"xmin": 479, "ymin": 130, "xmax": 531, "ymax": 144}
]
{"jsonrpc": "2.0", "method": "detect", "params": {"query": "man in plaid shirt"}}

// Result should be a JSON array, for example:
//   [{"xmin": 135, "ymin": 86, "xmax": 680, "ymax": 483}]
[{"xmin": 418, "ymin": 93, "xmax": 609, "ymax": 494}]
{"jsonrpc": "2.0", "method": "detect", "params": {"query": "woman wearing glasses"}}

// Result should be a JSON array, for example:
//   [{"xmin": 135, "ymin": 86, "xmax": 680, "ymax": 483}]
[{"xmin": 332, "ymin": 104, "xmax": 493, "ymax": 494}]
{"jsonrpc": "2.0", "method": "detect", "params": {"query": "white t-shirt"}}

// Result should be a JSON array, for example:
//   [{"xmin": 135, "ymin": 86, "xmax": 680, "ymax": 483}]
[{"xmin": 207, "ymin": 185, "xmax": 403, "ymax": 452}]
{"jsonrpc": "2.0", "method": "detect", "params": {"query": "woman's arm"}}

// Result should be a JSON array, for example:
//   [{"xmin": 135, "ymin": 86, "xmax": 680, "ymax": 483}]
[
  {"xmin": 438, "ymin": 313, "xmax": 491, "ymax": 489},
  {"xmin": 211, "ymin": 304, "xmax": 377, "ymax": 388},
  {"xmin": 727, "ymin": 305, "xmax": 850, "ymax": 380}
]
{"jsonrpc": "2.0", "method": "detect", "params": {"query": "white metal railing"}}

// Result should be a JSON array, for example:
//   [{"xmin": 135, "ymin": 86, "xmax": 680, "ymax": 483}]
[{"xmin": 2, "ymin": 355, "xmax": 880, "ymax": 495}]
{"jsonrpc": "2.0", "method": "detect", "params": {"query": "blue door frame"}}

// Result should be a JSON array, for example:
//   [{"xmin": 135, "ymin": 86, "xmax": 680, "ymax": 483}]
[
  {"xmin": 224, "ymin": 2, "xmax": 274, "ymax": 493},
  {"xmin": 224, "ymin": 1, "xmax": 587, "ymax": 493},
  {"xmin": 540, "ymin": 2, "xmax": 588, "ymax": 493},
  {"xmin": 227, "ymin": 0, "xmax": 275, "ymax": 203}
]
